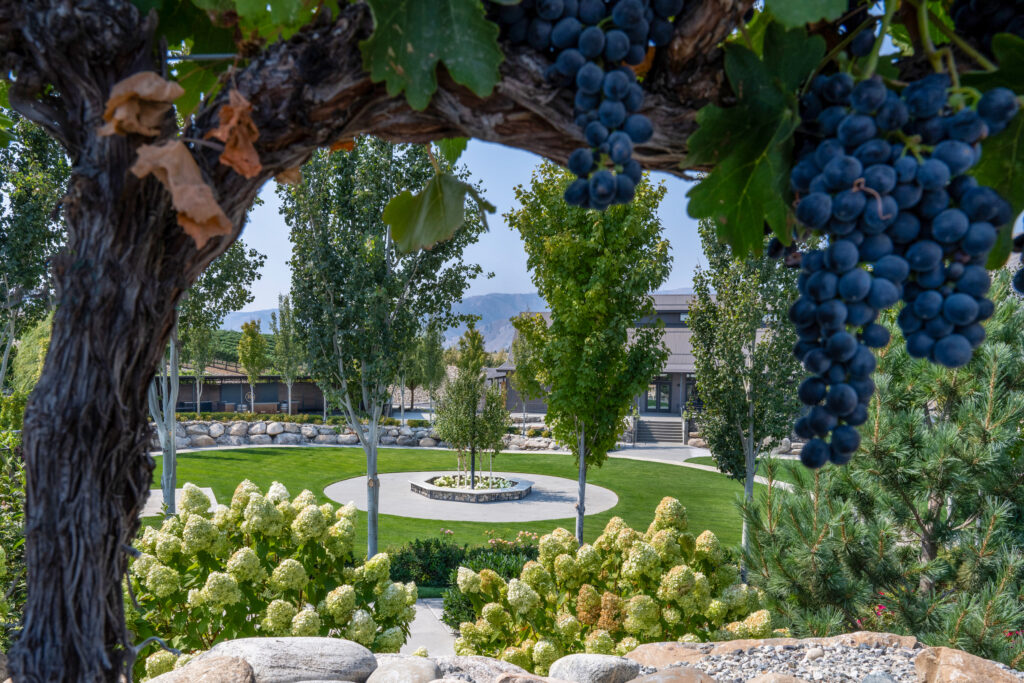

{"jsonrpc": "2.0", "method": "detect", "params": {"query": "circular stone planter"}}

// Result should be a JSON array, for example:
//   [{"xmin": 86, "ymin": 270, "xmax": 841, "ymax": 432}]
[{"xmin": 411, "ymin": 475, "xmax": 532, "ymax": 503}]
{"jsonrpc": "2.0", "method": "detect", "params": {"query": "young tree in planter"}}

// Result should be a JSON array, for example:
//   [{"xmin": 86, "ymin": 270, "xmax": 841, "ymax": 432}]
[
  {"xmin": 419, "ymin": 319, "xmax": 447, "ymax": 423},
  {"xmin": 283, "ymin": 137, "xmax": 485, "ymax": 557},
  {"xmin": 270, "ymin": 293, "xmax": 302, "ymax": 415},
  {"xmin": 237, "ymin": 320, "xmax": 269, "ymax": 413},
  {"xmin": 688, "ymin": 219, "xmax": 801, "ymax": 559},
  {"xmin": 743, "ymin": 271, "xmax": 1024, "ymax": 667},
  {"xmin": 508, "ymin": 163, "xmax": 671, "ymax": 543},
  {"xmin": 435, "ymin": 334, "xmax": 510, "ymax": 488},
  {"xmin": 509, "ymin": 312, "xmax": 546, "ymax": 435},
  {"xmin": 457, "ymin": 319, "xmax": 488, "ymax": 376}
]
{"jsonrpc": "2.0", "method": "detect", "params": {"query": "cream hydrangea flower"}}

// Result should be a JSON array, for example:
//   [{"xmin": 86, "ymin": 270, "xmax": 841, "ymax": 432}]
[
  {"xmin": 678, "ymin": 632, "xmax": 701, "ymax": 643},
  {"xmin": 694, "ymin": 530, "xmax": 723, "ymax": 564},
  {"xmin": 506, "ymin": 579, "xmax": 540, "ymax": 616},
  {"xmin": 291, "ymin": 503, "xmax": 329, "ymax": 543},
  {"xmin": 226, "ymin": 547, "xmax": 266, "ymax": 583},
  {"xmin": 615, "ymin": 527, "xmax": 642, "ymax": 553},
  {"xmin": 363, "ymin": 553, "xmax": 390, "ymax": 587},
  {"xmin": 187, "ymin": 588, "xmax": 204, "ymax": 607},
  {"xmin": 456, "ymin": 567, "xmax": 482, "ymax": 594},
  {"xmin": 345, "ymin": 608, "xmax": 377, "ymax": 646},
  {"xmin": 616, "ymin": 636, "xmax": 639, "ymax": 656},
  {"xmin": 553, "ymin": 553, "xmax": 579, "ymax": 586},
  {"xmin": 154, "ymin": 532, "xmax": 182, "ymax": 564},
  {"xmin": 519, "ymin": 561, "xmax": 555, "ymax": 598},
  {"xmin": 624, "ymin": 594, "xmax": 661, "ymax": 638},
  {"xmin": 555, "ymin": 612, "xmax": 581, "ymax": 640},
  {"xmin": 144, "ymin": 563, "xmax": 180, "ymax": 599},
  {"xmin": 242, "ymin": 493, "xmax": 284, "ymax": 537},
  {"xmin": 325, "ymin": 518, "xmax": 355, "ymax": 557},
  {"xmin": 290, "ymin": 607, "xmax": 322, "ymax": 636},
  {"xmin": 538, "ymin": 527, "xmax": 576, "ymax": 568},
  {"xmin": 292, "ymin": 489, "xmax": 317, "ymax": 510},
  {"xmin": 181, "ymin": 514, "xmax": 218, "ymax": 555},
  {"xmin": 261, "ymin": 598, "xmax": 297, "ymax": 635},
  {"xmin": 374, "ymin": 582, "xmax": 408, "ymax": 619},
  {"xmin": 145, "ymin": 650, "xmax": 177, "ymax": 678},
  {"xmin": 741, "ymin": 609, "xmax": 772, "ymax": 638},
  {"xmin": 646, "ymin": 496, "xmax": 688, "ymax": 535},
  {"xmin": 336, "ymin": 501, "xmax": 358, "ymax": 523},
  {"xmin": 266, "ymin": 481, "xmax": 290, "ymax": 504},
  {"xmin": 319, "ymin": 503, "xmax": 334, "ymax": 518},
  {"xmin": 704, "ymin": 598, "xmax": 728, "ymax": 626},
  {"xmin": 453, "ymin": 637, "xmax": 474, "ymax": 656},
  {"xmin": 593, "ymin": 517, "xmax": 628, "ymax": 552},
  {"xmin": 373, "ymin": 626, "xmax": 405, "ymax": 653},
  {"xmin": 173, "ymin": 653, "xmax": 195, "ymax": 669},
  {"xmin": 270, "ymin": 558, "xmax": 308, "ymax": 592},
  {"xmin": 211, "ymin": 504, "xmax": 237, "ymax": 531},
  {"xmin": 201, "ymin": 571, "xmax": 241, "ymax": 607},
  {"xmin": 230, "ymin": 479, "xmax": 261, "ymax": 512},
  {"xmin": 132, "ymin": 552, "xmax": 158, "ymax": 580},
  {"xmin": 656, "ymin": 565, "xmax": 696, "ymax": 605},
  {"xmin": 585, "ymin": 629, "xmax": 615, "ymax": 655},
  {"xmin": 482, "ymin": 602, "xmax": 510, "ymax": 628},
  {"xmin": 531, "ymin": 640, "xmax": 559, "ymax": 675},
  {"xmin": 621, "ymin": 541, "xmax": 660, "ymax": 582},
  {"xmin": 411, "ymin": 646, "xmax": 428, "ymax": 657},
  {"xmin": 662, "ymin": 605, "xmax": 682, "ymax": 625},
  {"xmin": 325, "ymin": 584, "xmax": 356, "ymax": 622},
  {"xmin": 500, "ymin": 646, "xmax": 532, "ymax": 670},
  {"xmin": 160, "ymin": 514, "xmax": 183, "ymax": 536},
  {"xmin": 139, "ymin": 527, "xmax": 159, "ymax": 554},
  {"xmin": 179, "ymin": 482, "xmax": 211, "ymax": 515},
  {"xmin": 648, "ymin": 528, "xmax": 683, "ymax": 565},
  {"xmin": 677, "ymin": 572, "xmax": 711, "ymax": 616},
  {"xmin": 575, "ymin": 543, "xmax": 601, "ymax": 576}
]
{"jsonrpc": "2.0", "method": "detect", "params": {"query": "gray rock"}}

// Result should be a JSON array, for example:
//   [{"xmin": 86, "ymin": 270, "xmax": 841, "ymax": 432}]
[
  {"xmin": 249, "ymin": 434, "xmax": 273, "ymax": 445},
  {"xmin": 547, "ymin": 654, "xmax": 640, "ymax": 683},
  {"xmin": 209, "ymin": 422, "xmax": 226, "ymax": 438},
  {"xmin": 186, "ymin": 423, "xmax": 210, "ymax": 435},
  {"xmin": 380, "ymin": 436, "xmax": 397, "ymax": 446},
  {"xmin": 399, "ymin": 426, "xmax": 414, "ymax": 436},
  {"xmin": 175, "ymin": 423, "xmax": 188, "ymax": 439},
  {"xmin": 301, "ymin": 424, "xmax": 319, "ymax": 439},
  {"xmin": 860, "ymin": 675, "xmax": 897, "ymax": 683},
  {"xmin": 267, "ymin": 422, "xmax": 286, "ymax": 436},
  {"xmin": 433, "ymin": 656, "xmax": 529, "ymax": 683},
  {"xmin": 274, "ymin": 433, "xmax": 303, "ymax": 445},
  {"xmin": 396, "ymin": 435, "xmax": 416, "ymax": 446},
  {"xmin": 218, "ymin": 435, "xmax": 249, "ymax": 446},
  {"xmin": 198, "ymin": 637, "xmax": 377, "ymax": 683},
  {"xmin": 175, "ymin": 435, "xmax": 192, "ymax": 450},
  {"xmin": 366, "ymin": 656, "xmax": 439, "ymax": 683},
  {"xmin": 229, "ymin": 422, "xmax": 249, "ymax": 437},
  {"xmin": 419, "ymin": 437, "xmax": 437, "ymax": 448},
  {"xmin": 191, "ymin": 435, "xmax": 216, "ymax": 448},
  {"xmin": 284, "ymin": 422, "xmax": 302, "ymax": 433},
  {"xmin": 314, "ymin": 434, "xmax": 337, "ymax": 444},
  {"xmin": 318, "ymin": 426, "xmax": 337, "ymax": 436},
  {"xmin": 339, "ymin": 434, "xmax": 360, "ymax": 445},
  {"xmin": 778, "ymin": 437, "xmax": 792, "ymax": 453},
  {"xmin": 249, "ymin": 422, "xmax": 267, "ymax": 435},
  {"xmin": 804, "ymin": 647, "xmax": 824, "ymax": 661},
  {"xmin": 149, "ymin": 655, "xmax": 255, "ymax": 683},
  {"xmin": 388, "ymin": 429, "xmax": 399, "ymax": 437}
]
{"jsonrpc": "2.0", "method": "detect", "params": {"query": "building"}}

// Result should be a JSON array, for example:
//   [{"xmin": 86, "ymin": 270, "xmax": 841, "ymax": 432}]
[
  {"xmin": 174, "ymin": 359, "xmax": 327, "ymax": 414},
  {"xmin": 492, "ymin": 293, "xmax": 705, "ymax": 441}
]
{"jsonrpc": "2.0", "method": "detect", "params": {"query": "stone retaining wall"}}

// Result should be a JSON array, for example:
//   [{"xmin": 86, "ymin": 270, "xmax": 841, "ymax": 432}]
[{"xmin": 152, "ymin": 420, "xmax": 561, "ymax": 452}]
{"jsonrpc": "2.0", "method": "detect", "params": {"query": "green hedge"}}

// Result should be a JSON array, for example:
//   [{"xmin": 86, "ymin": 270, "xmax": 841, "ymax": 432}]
[
  {"xmin": 406, "ymin": 419, "xmax": 431, "ymax": 428},
  {"xmin": 387, "ymin": 538, "xmax": 466, "ymax": 587}
]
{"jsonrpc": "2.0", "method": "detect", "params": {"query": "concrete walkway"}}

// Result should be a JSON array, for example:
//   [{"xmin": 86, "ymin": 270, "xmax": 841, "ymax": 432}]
[
  {"xmin": 401, "ymin": 598, "xmax": 456, "ymax": 656},
  {"xmin": 610, "ymin": 443, "xmax": 795, "ymax": 491}
]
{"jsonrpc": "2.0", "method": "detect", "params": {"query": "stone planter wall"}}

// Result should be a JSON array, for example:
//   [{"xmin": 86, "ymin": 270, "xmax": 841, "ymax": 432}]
[{"xmin": 151, "ymin": 420, "xmax": 561, "ymax": 452}]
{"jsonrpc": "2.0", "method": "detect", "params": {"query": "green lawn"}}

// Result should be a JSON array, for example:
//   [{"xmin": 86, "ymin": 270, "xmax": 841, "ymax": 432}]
[
  {"xmin": 150, "ymin": 447, "xmax": 759, "ymax": 552},
  {"xmin": 687, "ymin": 456, "xmax": 800, "ymax": 486}
]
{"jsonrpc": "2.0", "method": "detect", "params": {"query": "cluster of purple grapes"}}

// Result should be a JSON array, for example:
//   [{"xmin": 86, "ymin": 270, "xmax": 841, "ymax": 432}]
[
  {"xmin": 784, "ymin": 72, "xmax": 1018, "ymax": 468},
  {"xmin": 487, "ymin": 0, "xmax": 680, "ymax": 209},
  {"xmin": 951, "ymin": 0, "xmax": 1024, "ymax": 59}
]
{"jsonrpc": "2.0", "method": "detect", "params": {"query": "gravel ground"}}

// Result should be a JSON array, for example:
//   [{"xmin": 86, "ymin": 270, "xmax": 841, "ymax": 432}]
[{"xmin": 661, "ymin": 642, "xmax": 1024, "ymax": 682}]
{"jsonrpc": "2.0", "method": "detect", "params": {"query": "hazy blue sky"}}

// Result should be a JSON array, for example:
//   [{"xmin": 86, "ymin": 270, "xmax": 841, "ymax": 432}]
[{"xmin": 238, "ymin": 140, "xmax": 704, "ymax": 312}]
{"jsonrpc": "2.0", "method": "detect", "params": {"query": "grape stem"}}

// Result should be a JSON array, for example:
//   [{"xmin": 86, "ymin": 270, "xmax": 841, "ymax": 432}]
[
  {"xmin": 861, "ymin": 0, "xmax": 899, "ymax": 79},
  {"xmin": 902, "ymin": 0, "xmax": 998, "ymax": 72}
]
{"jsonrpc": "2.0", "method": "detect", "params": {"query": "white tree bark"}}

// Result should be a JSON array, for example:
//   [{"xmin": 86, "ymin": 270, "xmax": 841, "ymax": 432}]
[
  {"xmin": 575, "ymin": 424, "xmax": 587, "ymax": 544},
  {"xmin": 147, "ymin": 325, "xmax": 180, "ymax": 515}
]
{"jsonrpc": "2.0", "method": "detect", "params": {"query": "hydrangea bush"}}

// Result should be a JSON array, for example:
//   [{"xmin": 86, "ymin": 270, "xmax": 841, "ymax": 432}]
[
  {"xmin": 452, "ymin": 497, "xmax": 774, "ymax": 675},
  {"xmin": 128, "ymin": 481, "xmax": 417, "ymax": 680}
]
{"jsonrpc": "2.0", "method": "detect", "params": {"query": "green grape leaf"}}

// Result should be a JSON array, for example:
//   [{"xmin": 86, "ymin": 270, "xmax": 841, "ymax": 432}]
[
  {"xmin": 722, "ymin": 43, "xmax": 786, "ymax": 117},
  {"xmin": 764, "ymin": 0, "xmax": 845, "ymax": 29},
  {"xmin": 962, "ymin": 34, "xmax": 1024, "ymax": 93},
  {"xmin": 0, "ymin": 113, "xmax": 14, "ymax": 148},
  {"xmin": 973, "ymin": 112, "xmax": 1024, "ymax": 268},
  {"xmin": 360, "ymin": 0, "xmax": 504, "ymax": 111},
  {"xmin": 173, "ymin": 62, "xmax": 224, "ymax": 118},
  {"xmin": 762, "ymin": 22, "xmax": 826, "ymax": 92},
  {"xmin": 436, "ymin": 138, "xmax": 469, "ymax": 165},
  {"xmin": 384, "ymin": 172, "xmax": 495, "ymax": 253}
]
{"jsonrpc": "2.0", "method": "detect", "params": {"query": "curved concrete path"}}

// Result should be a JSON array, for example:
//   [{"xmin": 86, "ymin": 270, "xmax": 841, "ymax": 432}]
[{"xmin": 324, "ymin": 471, "xmax": 618, "ymax": 522}]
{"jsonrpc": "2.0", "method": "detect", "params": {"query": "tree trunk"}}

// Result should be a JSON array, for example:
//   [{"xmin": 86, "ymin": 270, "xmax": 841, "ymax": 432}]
[
  {"xmin": 0, "ymin": 316, "xmax": 16, "ymax": 390},
  {"xmin": 287, "ymin": 381, "xmax": 293, "ymax": 415},
  {"xmin": 470, "ymin": 443, "xmax": 476, "ymax": 489},
  {"xmin": 399, "ymin": 375, "xmax": 405, "ymax": 425},
  {"xmin": 366, "ymin": 418, "xmax": 379, "ymax": 558},
  {"xmin": 576, "ymin": 426, "xmax": 587, "ymax": 544},
  {"xmin": 249, "ymin": 381, "xmax": 255, "ymax": 413},
  {"xmin": 195, "ymin": 374, "xmax": 204, "ymax": 419},
  {"xmin": 408, "ymin": 383, "xmax": 416, "ymax": 411},
  {"xmin": 918, "ymin": 492, "xmax": 944, "ymax": 593},
  {"xmin": 148, "ymin": 326, "xmax": 180, "ymax": 515},
  {"xmin": 740, "ymin": 430, "xmax": 756, "ymax": 582}
]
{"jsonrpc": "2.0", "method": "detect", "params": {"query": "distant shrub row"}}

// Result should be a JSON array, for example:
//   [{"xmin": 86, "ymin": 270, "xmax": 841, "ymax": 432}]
[{"xmin": 170, "ymin": 412, "xmax": 434, "ymax": 428}]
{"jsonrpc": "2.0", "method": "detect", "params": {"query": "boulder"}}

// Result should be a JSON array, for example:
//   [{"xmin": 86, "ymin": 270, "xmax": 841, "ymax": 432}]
[
  {"xmin": 816, "ymin": 631, "xmax": 918, "ymax": 650},
  {"xmin": 191, "ymin": 435, "xmax": 216, "ymax": 448},
  {"xmin": 915, "ymin": 646, "xmax": 1019, "ymax": 683},
  {"xmin": 525, "ymin": 438, "xmax": 549, "ymax": 450},
  {"xmin": 186, "ymin": 423, "xmax": 210, "ymax": 435},
  {"xmin": 274, "ymin": 433, "xmax": 303, "ymax": 445},
  {"xmin": 229, "ymin": 422, "xmax": 249, "ymax": 437},
  {"xmin": 433, "ymin": 655, "xmax": 530, "ymax": 682},
  {"xmin": 209, "ymin": 423, "xmax": 226, "ymax": 438},
  {"xmin": 248, "ymin": 422, "xmax": 267, "ymax": 435},
  {"xmin": 267, "ymin": 422, "xmax": 286, "ymax": 436},
  {"xmin": 380, "ymin": 436, "xmax": 397, "ymax": 446},
  {"xmin": 777, "ymin": 437, "xmax": 791, "ymax": 453},
  {"xmin": 366, "ymin": 656, "xmax": 439, "ymax": 683},
  {"xmin": 493, "ymin": 674, "xmax": 575, "ymax": 683},
  {"xmin": 625, "ymin": 643, "xmax": 705, "ymax": 669},
  {"xmin": 249, "ymin": 434, "xmax": 273, "ymax": 445},
  {"xmin": 419, "ymin": 437, "xmax": 438, "ymax": 448},
  {"xmin": 284, "ymin": 423, "xmax": 301, "ymax": 433},
  {"xmin": 338, "ymin": 434, "xmax": 360, "ymax": 445},
  {"xmin": 399, "ymin": 426, "xmax": 414, "ymax": 436},
  {"xmin": 197, "ymin": 637, "xmax": 377, "ymax": 683},
  {"xmin": 149, "ymin": 655, "xmax": 255, "ymax": 683},
  {"xmin": 218, "ymin": 435, "xmax": 249, "ymax": 446},
  {"xmin": 318, "ymin": 426, "xmax": 337, "ymax": 436},
  {"xmin": 548, "ymin": 654, "xmax": 640, "ymax": 683},
  {"xmin": 314, "ymin": 434, "xmax": 337, "ymax": 445},
  {"xmin": 175, "ymin": 423, "xmax": 188, "ymax": 438},
  {"xmin": 628, "ymin": 669, "xmax": 718, "ymax": 682},
  {"xmin": 301, "ymin": 424, "xmax": 319, "ymax": 439},
  {"xmin": 175, "ymin": 436, "xmax": 191, "ymax": 450},
  {"xmin": 396, "ymin": 435, "xmax": 416, "ymax": 446}
]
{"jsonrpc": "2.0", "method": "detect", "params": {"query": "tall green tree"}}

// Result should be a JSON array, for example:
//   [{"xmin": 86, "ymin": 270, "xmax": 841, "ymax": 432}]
[
  {"xmin": 419, "ymin": 319, "xmax": 447, "ymax": 422},
  {"xmin": 270, "ymin": 294, "xmax": 302, "ymax": 415},
  {"xmin": 509, "ymin": 312, "xmax": 546, "ymax": 435},
  {"xmin": 688, "ymin": 219, "xmax": 801, "ymax": 560},
  {"xmin": 508, "ymin": 162, "xmax": 671, "ymax": 543},
  {"xmin": 744, "ymin": 270, "xmax": 1024, "ymax": 668},
  {"xmin": 435, "ymin": 327, "xmax": 510, "ymax": 487},
  {"xmin": 0, "ymin": 116, "xmax": 67, "ymax": 390},
  {"xmin": 282, "ymin": 137, "xmax": 486, "ymax": 557},
  {"xmin": 237, "ymin": 320, "xmax": 269, "ymax": 412},
  {"xmin": 456, "ymin": 319, "xmax": 487, "ymax": 376}
]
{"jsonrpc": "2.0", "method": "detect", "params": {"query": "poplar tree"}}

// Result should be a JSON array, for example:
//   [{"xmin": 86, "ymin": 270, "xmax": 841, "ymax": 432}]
[
  {"xmin": 744, "ymin": 271, "xmax": 1024, "ymax": 667},
  {"xmin": 270, "ymin": 294, "xmax": 302, "ymax": 415},
  {"xmin": 509, "ymin": 312, "xmax": 546, "ymax": 434},
  {"xmin": 688, "ymin": 219, "xmax": 801, "ymax": 560},
  {"xmin": 508, "ymin": 162, "xmax": 671, "ymax": 543},
  {"xmin": 237, "ymin": 320, "xmax": 268, "ymax": 412}
]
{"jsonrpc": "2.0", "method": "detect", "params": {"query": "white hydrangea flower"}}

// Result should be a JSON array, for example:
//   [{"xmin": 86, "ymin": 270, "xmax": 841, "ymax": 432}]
[
  {"xmin": 363, "ymin": 553, "xmax": 390, "ymax": 587},
  {"xmin": 132, "ymin": 553, "xmax": 158, "ymax": 580},
  {"xmin": 144, "ymin": 563, "xmax": 179, "ymax": 599},
  {"xmin": 374, "ymin": 582, "xmax": 407, "ymax": 619},
  {"xmin": 154, "ymin": 532, "xmax": 182, "ymax": 564},
  {"xmin": 200, "ymin": 571, "xmax": 241, "ymax": 607},
  {"xmin": 179, "ymin": 483, "xmax": 211, "ymax": 514},
  {"xmin": 325, "ymin": 584, "xmax": 356, "ymax": 622},
  {"xmin": 145, "ymin": 650, "xmax": 177, "ymax": 678},
  {"xmin": 292, "ymin": 489, "xmax": 317, "ymax": 510},
  {"xmin": 345, "ymin": 608, "xmax": 376, "ymax": 646},
  {"xmin": 336, "ymin": 501, "xmax": 358, "ymax": 523},
  {"xmin": 181, "ymin": 514, "xmax": 218, "ymax": 555},
  {"xmin": 230, "ymin": 479, "xmax": 261, "ymax": 512},
  {"xmin": 506, "ymin": 579, "xmax": 540, "ymax": 616},
  {"xmin": 139, "ymin": 527, "xmax": 159, "ymax": 554},
  {"xmin": 261, "ymin": 598, "xmax": 297, "ymax": 635},
  {"xmin": 373, "ymin": 626, "xmax": 405, "ymax": 653},
  {"xmin": 291, "ymin": 504, "xmax": 328, "ymax": 543},
  {"xmin": 241, "ymin": 493, "xmax": 284, "ymax": 537},
  {"xmin": 226, "ymin": 547, "xmax": 266, "ymax": 583},
  {"xmin": 270, "ymin": 558, "xmax": 308, "ymax": 592},
  {"xmin": 211, "ymin": 504, "xmax": 237, "ymax": 531},
  {"xmin": 266, "ymin": 481, "xmax": 290, "ymax": 504},
  {"xmin": 290, "ymin": 607, "xmax": 322, "ymax": 636},
  {"xmin": 411, "ymin": 646, "xmax": 428, "ymax": 657}
]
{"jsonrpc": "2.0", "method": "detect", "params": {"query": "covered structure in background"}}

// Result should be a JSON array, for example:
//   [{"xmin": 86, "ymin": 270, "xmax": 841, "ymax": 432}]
[{"xmin": 175, "ymin": 359, "xmax": 326, "ymax": 414}]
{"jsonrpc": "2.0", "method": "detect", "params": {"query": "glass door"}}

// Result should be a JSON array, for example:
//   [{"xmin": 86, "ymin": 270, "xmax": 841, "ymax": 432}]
[{"xmin": 646, "ymin": 379, "xmax": 672, "ymax": 412}]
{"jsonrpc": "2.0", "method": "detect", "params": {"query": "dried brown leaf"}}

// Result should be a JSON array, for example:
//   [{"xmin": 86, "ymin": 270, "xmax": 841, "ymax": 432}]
[
  {"xmin": 130, "ymin": 140, "xmax": 232, "ymax": 249},
  {"xmin": 98, "ymin": 71, "xmax": 184, "ymax": 137},
  {"xmin": 330, "ymin": 138, "xmax": 355, "ymax": 152},
  {"xmin": 205, "ymin": 89, "xmax": 262, "ymax": 178},
  {"xmin": 274, "ymin": 167, "xmax": 302, "ymax": 185}
]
